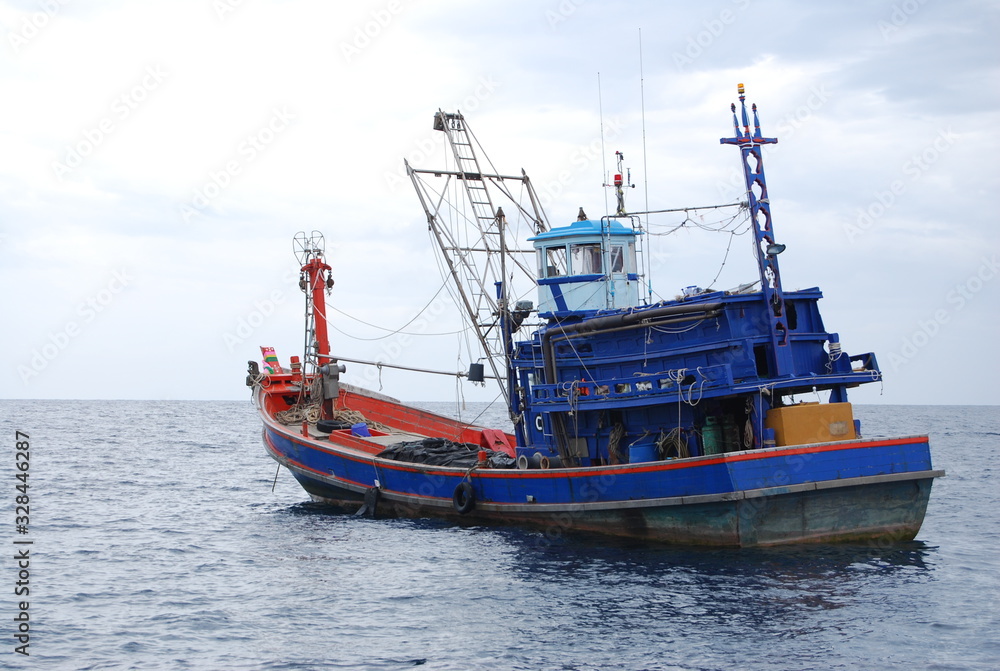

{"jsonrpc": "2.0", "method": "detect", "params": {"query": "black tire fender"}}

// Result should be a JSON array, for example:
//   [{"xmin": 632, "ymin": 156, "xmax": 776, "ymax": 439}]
[
  {"xmin": 452, "ymin": 481, "xmax": 475, "ymax": 515},
  {"xmin": 316, "ymin": 419, "xmax": 352, "ymax": 433},
  {"xmin": 355, "ymin": 486, "xmax": 380, "ymax": 518}
]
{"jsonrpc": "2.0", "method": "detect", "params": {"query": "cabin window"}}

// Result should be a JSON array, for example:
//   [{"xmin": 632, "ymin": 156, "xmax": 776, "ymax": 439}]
[
  {"xmin": 571, "ymin": 243, "xmax": 603, "ymax": 275},
  {"xmin": 543, "ymin": 247, "xmax": 567, "ymax": 277},
  {"xmin": 786, "ymin": 301, "xmax": 798, "ymax": 330},
  {"xmin": 610, "ymin": 245, "xmax": 625, "ymax": 273}
]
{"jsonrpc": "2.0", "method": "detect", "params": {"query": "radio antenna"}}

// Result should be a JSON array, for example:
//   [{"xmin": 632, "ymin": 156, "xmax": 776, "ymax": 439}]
[
  {"xmin": 598, "ymin": 71, "xmax": 609, "ymax": 217},
  {"xmin": 639, "ymin": 28, "xmax": 649, "ymax": 225}
]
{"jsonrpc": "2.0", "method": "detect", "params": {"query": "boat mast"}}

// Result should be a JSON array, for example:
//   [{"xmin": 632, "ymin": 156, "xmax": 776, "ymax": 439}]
[
  {"xmin": 294, "ymin": 231, "xmax": 336, "ymax": 417},
  {"xmin": 720, "ymin": 83, "xmax": 794, "ymax": 377},
  {"xmin": 406, "ymin": 111, "xmax": 549, "ymax": 413},
  {"xmin": 604, "ymin": 150, "xmax": 633, "ymax": 217}
]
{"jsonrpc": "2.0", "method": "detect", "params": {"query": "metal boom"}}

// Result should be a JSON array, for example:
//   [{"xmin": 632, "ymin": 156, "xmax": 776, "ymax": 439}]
[{"xmin": 405, "ymin": 111, "xmax": 549, "ymax": 410}]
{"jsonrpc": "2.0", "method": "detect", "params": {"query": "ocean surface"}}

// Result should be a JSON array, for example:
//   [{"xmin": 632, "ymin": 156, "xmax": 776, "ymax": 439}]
[{"xmin": 1, "ymin": 400, "xmax": 997, "ymax": 670}]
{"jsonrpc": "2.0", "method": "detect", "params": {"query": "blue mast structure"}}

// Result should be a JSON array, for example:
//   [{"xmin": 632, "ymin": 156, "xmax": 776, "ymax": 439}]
[{"xmin": 720, "ymin": 83, "xmax": 794, "ymax": 377}]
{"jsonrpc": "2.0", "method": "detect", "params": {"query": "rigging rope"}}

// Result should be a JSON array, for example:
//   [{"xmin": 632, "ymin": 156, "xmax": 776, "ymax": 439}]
[
  {"xmin": 627, "ymin": 201, "xmax": 745, "ymax": 216},
  {"xmin": 327, "ymin": 274, "xmax": 465, "ymax": 340}
]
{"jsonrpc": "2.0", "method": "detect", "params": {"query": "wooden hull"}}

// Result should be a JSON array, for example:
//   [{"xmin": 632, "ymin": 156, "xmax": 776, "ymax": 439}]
[
  {"xmin": 258, "ymin": 387, "xmax": 942, "ymax": 548},
  {"xmin": 289, "ymin": 469, "xmax": 934, "ymax": 547}
]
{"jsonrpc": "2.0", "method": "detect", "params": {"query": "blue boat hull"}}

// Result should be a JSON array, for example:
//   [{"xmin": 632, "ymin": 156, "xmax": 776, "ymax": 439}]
[
  {"xmin": 262, "ymin": 410, "xmax": 942, "ymax": 547},
  {"xmin": 289, "ymin": 469, "xmax": 933, "ymax": 546}
]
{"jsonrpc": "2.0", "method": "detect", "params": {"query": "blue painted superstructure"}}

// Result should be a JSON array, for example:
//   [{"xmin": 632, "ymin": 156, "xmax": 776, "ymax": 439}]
[
  {"xmin": 250, "ymin": 86, "xmax": 943, "ymax": 546},
  {"xmin": 530, "ymin": 218, "xmax": 640, "ymax": 314}
]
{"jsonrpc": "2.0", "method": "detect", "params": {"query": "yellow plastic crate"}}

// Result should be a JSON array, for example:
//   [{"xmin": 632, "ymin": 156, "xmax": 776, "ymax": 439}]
[{"xmin": 765, "ymin": 402, "xmax": 856, "ymax": 447}]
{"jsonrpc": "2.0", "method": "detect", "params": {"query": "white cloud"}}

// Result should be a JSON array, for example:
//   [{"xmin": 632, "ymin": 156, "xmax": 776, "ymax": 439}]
[{"xmin": 2, "ymin": 0, "xmax": 997, "ymax": 402}]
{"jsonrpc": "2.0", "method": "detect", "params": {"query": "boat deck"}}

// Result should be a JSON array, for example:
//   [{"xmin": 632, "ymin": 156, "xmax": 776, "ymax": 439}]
[{"xmin": 304, "ymin": 423, "xmax": 428, "ymax": 448}]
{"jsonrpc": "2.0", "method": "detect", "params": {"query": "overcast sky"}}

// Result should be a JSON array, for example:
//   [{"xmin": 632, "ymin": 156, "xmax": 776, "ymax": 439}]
[{"xmin": 2, "ymin": 0, "xmax": 997, "ymax": 405}]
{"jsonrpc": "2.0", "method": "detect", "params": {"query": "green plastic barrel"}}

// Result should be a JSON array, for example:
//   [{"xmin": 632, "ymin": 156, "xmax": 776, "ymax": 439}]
[{"xmin": 702, "ymin": 416, "xmax": 722, "ymax": 455}]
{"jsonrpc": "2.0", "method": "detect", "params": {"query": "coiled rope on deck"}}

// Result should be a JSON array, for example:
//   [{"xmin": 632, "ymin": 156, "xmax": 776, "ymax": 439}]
[{"xmin": 274, "ymin": 405, "xmax": 388, "ymax": 432}]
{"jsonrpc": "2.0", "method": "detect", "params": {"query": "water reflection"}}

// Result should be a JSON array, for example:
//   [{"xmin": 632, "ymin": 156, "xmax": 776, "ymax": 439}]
[{"xmin": 460, "ymin": 525, "xmax": 939, "ymax": 632}]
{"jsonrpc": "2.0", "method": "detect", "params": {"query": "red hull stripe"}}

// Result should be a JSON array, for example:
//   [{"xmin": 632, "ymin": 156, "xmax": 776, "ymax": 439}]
[
  {"xmin": 265, "ymin": 431, "xmax": 453, "ymax": 502},
  {"xmin": 268, "ymin": 423, "xmax": 928, "ymax": 481},
  {"xmin": 264, "ymin": 430, "xmax": 375, "ymax": 490}
]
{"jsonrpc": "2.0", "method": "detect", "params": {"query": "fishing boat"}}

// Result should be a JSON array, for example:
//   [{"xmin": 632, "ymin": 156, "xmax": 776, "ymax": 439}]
[{"xmin": 249, "ymin": 85, "xmax": 942, "ymax": 546}]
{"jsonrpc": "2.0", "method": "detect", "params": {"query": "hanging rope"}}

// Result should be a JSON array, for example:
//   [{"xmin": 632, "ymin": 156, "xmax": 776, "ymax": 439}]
[
  {"xmin": 608, "ymin": 423, "xmax": 626, "ymax": 465},
  {"xmin": 656, "ymin": 428, "xmax": 689, "ymax": 459}
]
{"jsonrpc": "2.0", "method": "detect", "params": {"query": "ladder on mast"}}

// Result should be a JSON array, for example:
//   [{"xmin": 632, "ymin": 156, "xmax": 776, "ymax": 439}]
[
  {"xmin": 406, "ymin": 111, "xmax": 550, "ymax": 411},
  {"xmin": 432, "ymin": 110, "xmax": 507, "ymax": 345},
  {"xmin": 434, "ymin": 111, "xmax": 500, "ymax": 237}
]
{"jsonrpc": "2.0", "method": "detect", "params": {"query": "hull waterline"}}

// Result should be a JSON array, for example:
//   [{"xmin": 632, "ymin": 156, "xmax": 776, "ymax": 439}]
[
  {"xmin": 250, "ymin": 92, "xmax": 944, "ymax": 548},
  {"xmin": 260, "ymin": 390, "xmax": 941, "ymax": 548}
]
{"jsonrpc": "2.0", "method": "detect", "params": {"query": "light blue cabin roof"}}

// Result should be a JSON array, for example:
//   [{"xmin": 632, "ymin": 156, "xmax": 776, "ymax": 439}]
[{"xmin": 528, "ymin": 219, "xmax": 636, "ymax": 244}]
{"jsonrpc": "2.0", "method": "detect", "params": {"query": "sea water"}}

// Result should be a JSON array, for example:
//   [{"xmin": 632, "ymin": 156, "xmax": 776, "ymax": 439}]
[{"xmin": 1, "ymin": 400, "xmax": 997, "ymax": 670}]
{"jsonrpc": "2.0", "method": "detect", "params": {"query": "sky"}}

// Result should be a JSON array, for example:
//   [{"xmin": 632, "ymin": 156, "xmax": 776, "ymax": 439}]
[{"xmin": 2, "ymin": 0, "xmax": 998, "ymax": 404}]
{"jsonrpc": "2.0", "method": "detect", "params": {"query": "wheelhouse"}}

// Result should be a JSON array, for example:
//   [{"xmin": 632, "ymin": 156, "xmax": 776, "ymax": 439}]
[{"xmin": 529, "ymin": 219, "xmax": 640, "ymax": 314}]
